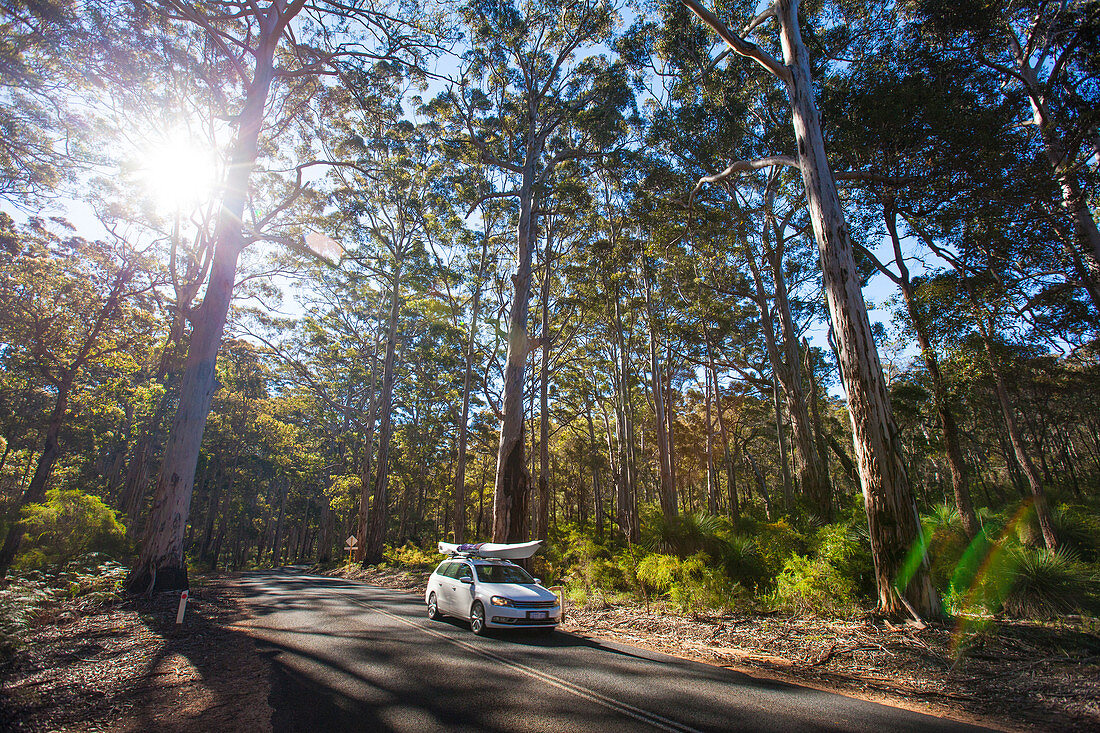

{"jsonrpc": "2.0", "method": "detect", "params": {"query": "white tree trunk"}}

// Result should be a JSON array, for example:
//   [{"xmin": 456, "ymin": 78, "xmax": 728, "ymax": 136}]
[{"xmin": 493, "ymin": 154, "xmax": 538, "ymax": 542}]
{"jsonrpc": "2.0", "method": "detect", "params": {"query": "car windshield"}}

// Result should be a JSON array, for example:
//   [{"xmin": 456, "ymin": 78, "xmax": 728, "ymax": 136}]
[{"xmin": 474, "ymin": 564, "xmax": 534, "ymax": 584}]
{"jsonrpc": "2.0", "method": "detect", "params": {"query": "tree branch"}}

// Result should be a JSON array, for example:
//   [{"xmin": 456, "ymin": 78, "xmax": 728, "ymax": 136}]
[
  {"xmin": 680, "ymin": 0, "xmax": 791, "ymax": 82},
  {"xmin": 690, "ymin": 155, "xmax": 799, "ymax": 204}
]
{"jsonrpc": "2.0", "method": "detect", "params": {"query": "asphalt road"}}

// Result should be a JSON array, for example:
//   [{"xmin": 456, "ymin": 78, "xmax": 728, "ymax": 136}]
[{"xmin": 235, "ymin": 569, "xmax": 995, "ymax": 733}]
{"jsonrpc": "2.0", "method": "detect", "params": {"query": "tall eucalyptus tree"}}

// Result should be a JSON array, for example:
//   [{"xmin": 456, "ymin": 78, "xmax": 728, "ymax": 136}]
[
  {"xmin": 430, "ymin": 0, "xmax": 630, "ymax": 542},
  {"xmin": 674, "ymin": 0, "xmax": 938, "ymax": 617},
  {"xmin": 129, "ymin": 0, "xmax": 436, "ymax": 592}
]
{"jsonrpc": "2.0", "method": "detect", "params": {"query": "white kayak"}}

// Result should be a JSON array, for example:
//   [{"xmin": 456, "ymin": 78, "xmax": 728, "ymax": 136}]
[{"xmin": 437, "ymin": 540, "xmax": 543, "ymax": 560}]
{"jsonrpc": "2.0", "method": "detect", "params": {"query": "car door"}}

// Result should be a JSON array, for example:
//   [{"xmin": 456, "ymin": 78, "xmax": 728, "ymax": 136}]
[
  {"xmin": 453, "ymin": 563, "xmax": 474, "ymax": 618},
  {"xmin": 433, "ymin": 561, "xmax": 456, "ymax": 612}
]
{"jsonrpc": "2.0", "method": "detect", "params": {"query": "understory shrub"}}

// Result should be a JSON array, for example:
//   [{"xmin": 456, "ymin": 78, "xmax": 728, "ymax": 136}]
[
  {"xmin": 714, "ymin": 533, "xmax": 766, "ymax": 589},
  {"xmin": 556, "ymin": 528, "xmax": 638, "ymax": 598},
  {"xmin": 641, "ymin": 506, "xmax": 727, "ymax": 557},
  {"xmin": 635, "ymin": 552, "xmax": 736, "ymax": 612},
  {"xmin": 774, "ymin": 554, "xmax": 859, "ymax": 615},
  {"xmin": 944, "ymin": 524, "xmax": 1100, "ymax": 620},
  {"xmin": 14, "ymin": 488, "xmax": 128, "ymax": 569},
  {"xmin": 752, "ymin": 519, "xmax": 808, "ymax": 580},
  {"xmin": 922, "ymin": 504, "xmax": 971, "ymax": 592},
  {"xmin": 545, "ymin": 524, "xmax": 619, "ymax": 584},
  {"xmin": 382, "ymin": 542, "xmax": 438, "ymax": 569},
  {"xmin": 0, "ymin": 554, "xmax": 127, "ymax": 659},
  {"xmin": 773, "ymin": 522, "xmax": 869, "ymax": 615},
  {"xmin": 1047, "ymin": 505, "xmax": 1100, "ymax": 562}
]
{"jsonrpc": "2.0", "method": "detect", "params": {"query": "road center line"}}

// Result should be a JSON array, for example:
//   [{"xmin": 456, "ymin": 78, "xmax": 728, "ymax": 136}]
[{"xmin": 338, "ymin": 588, "xmax": 703, "ymax": 733}]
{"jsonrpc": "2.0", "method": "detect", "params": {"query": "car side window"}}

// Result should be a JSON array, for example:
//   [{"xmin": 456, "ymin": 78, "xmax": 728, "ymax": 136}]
[
  {"xmin": 436, "ymin": 562, "xmax": 454, "ymax": 578},
  {"xmin": 455, "ymin": 564, "xmax": 473, "ymax": 581}
]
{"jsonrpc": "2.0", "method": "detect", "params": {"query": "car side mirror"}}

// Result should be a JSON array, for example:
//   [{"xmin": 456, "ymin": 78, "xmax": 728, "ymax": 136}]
[
  {"xmin": 533, "ymin": 578, "xmax": 542, "ymax": 585},
  {"xmin": 460, "ymin": 577, "xmax": 473, "ymax": 585}
]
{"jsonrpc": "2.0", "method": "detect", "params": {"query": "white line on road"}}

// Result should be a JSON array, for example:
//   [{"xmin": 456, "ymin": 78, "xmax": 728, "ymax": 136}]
[{"xmin": 340, "ymin": 589, "xmax": 704, "ymax": 733}]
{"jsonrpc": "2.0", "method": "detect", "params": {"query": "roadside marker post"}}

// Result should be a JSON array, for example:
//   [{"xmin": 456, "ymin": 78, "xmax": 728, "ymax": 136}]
[
  {"xmin": 176, "ymin": 589, "xmax": 189, "ymax": 626},
  {"xmin": 345, "ymin": 535, "xmax": 358, "ymax": 565},
  {"xmin": 549, "ymin": 585, "xmax": 565, "ymax": 621}
]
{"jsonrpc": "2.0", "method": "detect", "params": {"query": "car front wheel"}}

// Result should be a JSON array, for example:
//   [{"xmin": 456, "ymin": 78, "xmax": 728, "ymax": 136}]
[
  {"xmin": 470, "ymin": 601, "xmax": 487, "ymax": 636},
  {"xmin": 427, "ymin": 592, "xmax": 441, "ymax": 621}
]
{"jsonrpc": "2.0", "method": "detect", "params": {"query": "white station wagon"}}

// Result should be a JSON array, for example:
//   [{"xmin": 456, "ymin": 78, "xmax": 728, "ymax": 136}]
[{"xmin": 425, "ymin": 556, "xmax": 561, "ymax": 635}]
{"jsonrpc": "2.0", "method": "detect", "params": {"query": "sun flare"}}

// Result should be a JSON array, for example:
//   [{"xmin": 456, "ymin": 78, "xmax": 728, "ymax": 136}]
[{"xmin": 140, "ymin": 133, "xmax": 218, "ymax": 212}]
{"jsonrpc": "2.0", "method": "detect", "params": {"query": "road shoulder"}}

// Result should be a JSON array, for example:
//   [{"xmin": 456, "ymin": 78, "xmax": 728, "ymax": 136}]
[{"xmin": 0, "ymin": 573, "xmax": 272, "ymax": 732}]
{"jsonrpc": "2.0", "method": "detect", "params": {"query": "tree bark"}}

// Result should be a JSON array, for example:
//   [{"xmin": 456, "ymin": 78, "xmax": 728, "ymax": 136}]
[
  {"xmin": 803, "ymin": 339, "xmax": 832, "ymax": 501},
  {"xmin": 979, "ymin": 321, "xmax": 1058, "ymax": 550},
  {"xmin": 271, "ymin": 478, "xmax": 289, "ymax": 567},
  {"xmin": 355, "ymin": 325, "xmax": 381, "ymax": 561},
  {"xmin": 364, "ymin": 264, "xmax": 403, "ymax": 563},
  {"xmin": 453, "ymin": 232, "xmax": 490, "ymax": 543},
  {"xmin": 746, "ymin": 253, "xmax": 795, "ymax": 512},
  {"xmin": 492, "ymin": 144, "xmax": 539, "ymax": 543},
  {"xmin": 199, "ymin": 468, "xmax": 223, "ymax": 563},
  {"xmin": 119, "ymin": 279, "xmax": 193, "ymax": 538},
  {"xmin": 612, "ymin": 296, "xmax": 639, "ymax": 542},
  {"xmin": 644, "ymin": 270, "xmax": 677, "ymax": 519},
  {"xmin": 765, "ymin": 207, "xmax": 831, "ymax": 518},
  {"xmin": 585, "ymin": 392, "xmax": 603, "ymax": 539},
  {"xmin": 1015, "ymin": 60, "xmax": 1100, "ymax": 315},
  {"xmin": 711, "ymin": 370, "xmax": 738, "ymax": 519},
  {"xmin": 127, "ymin": 26, "xmax": 280, "ymax": 593},
  {"xmin": 536, "ymin": 216, "xmax": 553, "ymax": 541},
  {"xmin": 744, "ymin": 449, "xmax": 772, "ymax": 520},
  {"xmin": 704, "ymin": 369, "xmax": 718, "ymax": 514}
]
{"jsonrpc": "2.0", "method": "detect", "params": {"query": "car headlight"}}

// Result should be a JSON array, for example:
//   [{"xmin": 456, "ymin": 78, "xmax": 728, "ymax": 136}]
[{"xmin": 490, "ymin": 596, "xmax": 513, "ymax": 607}]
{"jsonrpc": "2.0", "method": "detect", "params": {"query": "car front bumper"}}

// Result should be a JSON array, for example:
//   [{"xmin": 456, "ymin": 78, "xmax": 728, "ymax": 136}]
[{"xmin": 487, "ymin": 604, "xmax": 560, "ymax": 628}]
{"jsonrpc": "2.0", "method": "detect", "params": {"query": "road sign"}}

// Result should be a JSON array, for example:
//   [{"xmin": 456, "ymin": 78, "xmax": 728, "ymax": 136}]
[{"xmin": 345, "ymin": 535, "xmax": 358, "ymax": 548}]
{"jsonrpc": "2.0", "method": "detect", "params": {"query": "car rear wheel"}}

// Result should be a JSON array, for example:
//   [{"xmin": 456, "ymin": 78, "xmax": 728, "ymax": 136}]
[
  {"xmin": 427, "ymin": 592, "xmax": 441, "ymax": 621},
  {"xmin": 470, "ymin": 602, "xmax": 487, "ymax": 635}
]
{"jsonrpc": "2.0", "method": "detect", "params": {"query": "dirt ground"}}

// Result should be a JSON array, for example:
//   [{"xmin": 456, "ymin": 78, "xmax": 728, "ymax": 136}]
[
  {"xmin": 328, "ymin": 565, "xmax": 1100, "ymax": 732},
  {"xmin": 0, "ymin": 575, "xmax": 271, "ymax": 732}
]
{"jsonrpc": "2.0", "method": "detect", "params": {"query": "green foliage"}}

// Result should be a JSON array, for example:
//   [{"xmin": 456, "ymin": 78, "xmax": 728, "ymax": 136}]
[
  {"xmin": 773, "ymin": 522, "xmax": 872, "ymax": 616},
  {"xmin": 1002, "ymin": 548, "xmax": 1099, "ymax": 619},
  {"xmin": 635, "ymin": 552, "xmax": 738, "ymax": 613},
  {"xmin": 922, "ymin": 503, "xmax": 971, "ymax": 592},
  {"xmin": 576, "ymin": 550, "xmax": 638, "ymax": 596},
  {"xmin": 775, "ymin": 554, "xmax": 859, "ymax": 616},
  {"xmin": 640, "ymin": 505, "xmax": 726, "ymax": 557},
  {"xmin": 547, "ymin": 523, "xmax": 638, "ymax": 597},
  {"xmin": 381, "ymin": 542, "xmax": 438, "ymax": 569},
  {"xmin": 713, "ymin": 533, "xmax": 766, "ymax": 589},
  {"xmin": 1058, "ymin": 506, "xmax": 1100, "ymax": 563},
  {"xmin": 944, "ymin": 510, "xmax": 1100, "ymax": 620},
  {"xmin": 751, "ymin": 519, "xmax": 809, "ymax": 580},
  {"xmin": 13, "ymin": 489, "xmax": 128, "ymax": 569}
]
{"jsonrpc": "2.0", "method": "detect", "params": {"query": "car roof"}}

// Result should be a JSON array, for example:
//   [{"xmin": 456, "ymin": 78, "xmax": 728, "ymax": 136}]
[{"xmin": 441, "ymin": 557, "xmax": 516, "ymax": 566}]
